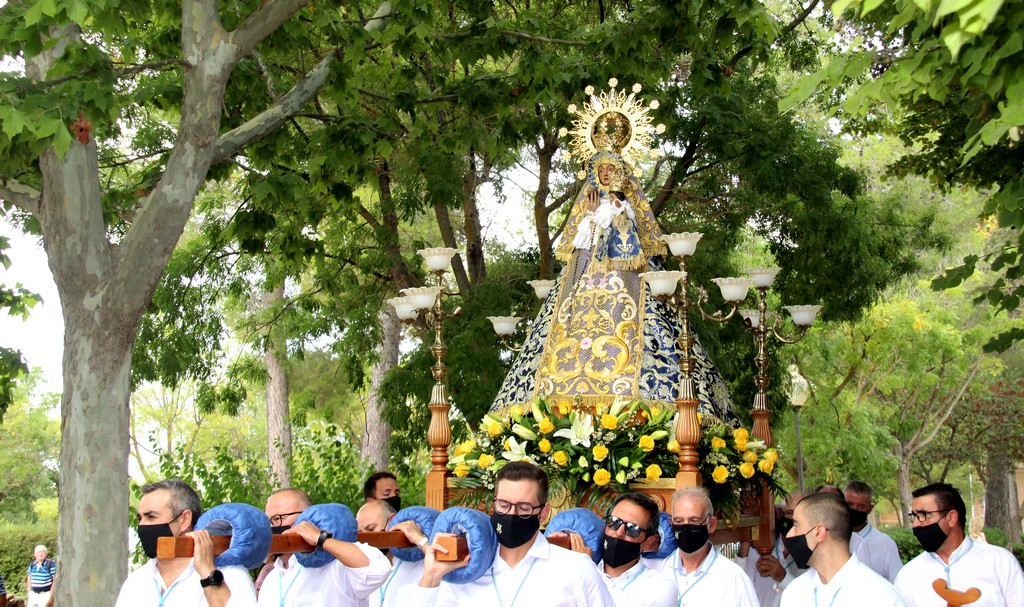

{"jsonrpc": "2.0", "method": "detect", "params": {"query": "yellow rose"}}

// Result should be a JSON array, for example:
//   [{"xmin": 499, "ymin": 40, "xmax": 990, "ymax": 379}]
[
  {"xmin": 638, "ymin": 435, "xmax": 656, "ymax": 452},
  {"xmin": 593, "ymin": 469, "xmax": 612, "ymax": 486},
  {"xmin": 558, "ymin": 400, "xmax": 572, "ymax": 415},
  {"xmin": 601, "ymin": 413, "xmax": 619, "ymax": 430},
  {"xmin": 742, "ymin": 450, "xmax": 757, "ymax": 463},
  {"xmin": 667, "ymin": 440, "xmax": 681, "ymax": 454},
  {"xmin": 646, "ymin": 464, "xmax": 663, "ymax": 481},
  {"xmin": 454, "ymin": 463, "xmax": 470, "ymax": 478},
  {"xmin": 510, "ymin": 405, "xmax": 524, "ymax": 418},
  {"xmin": 539, "ymin": 438, "xmax": 552, "ymax": 453},
  {"xmin": 488, "ymin": 423, "xmax": 503, "ymax": 437},
  {"xmin": 538, "ymin": 418, "xmax": 555, "ymax": 434},
  {"xmin": 758, "ymin": 459, "xmax": 774, "ymax": 474},
  {"xmin": 553, "ymin": 451, "xmax": 569, "ymax": 467},
  {"xmin": 711, "ymin": 437, "xmax": 727, "ymax": 450},
  {"xmin": 454, "ymin": 439, "xmax": 476, "ymax": 456},
  {"xmin": 650, "ymin": 406, "xmax": 661, "ymax": 418},
  {"xmin": 734, "ymin": 428, "xmax": 749, "ymax": 451},
  {"xmin": 478, "ymin": 453, "xmax": 495, "ymax": 468},
  {"xmin": 763, "ymin": 448, "xmax": 779, "ymax": 464},
  {"xmin": 739, "ymin": 462, "xmax": 755, "ymax": 479},
  {"xmin": 592, "ymin": 444, "xmax": 609, "ymax": 461},
  {"xmin": 711, "ymin": 465, "xmax": 729, "ymax": 484}
]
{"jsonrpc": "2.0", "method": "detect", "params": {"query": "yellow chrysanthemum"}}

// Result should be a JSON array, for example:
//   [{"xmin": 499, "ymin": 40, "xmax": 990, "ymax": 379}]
[
  {"xmin": 763, "ymin": 449, "xmax": 779, "ymax": 464},
  {"xmin": 711, "ymin": 437, "xmax": 727, "ymax": 450},
  {"xmin": 646, "ymin": 464, "xmax": 662, "ymax": 481},
  {"xmin": 539, "ymin": 439, "xmax": 552, "ymax": 453},
  {"xmin": 758, "ymin": 459, "xmax": 774, "ymax": 474},
  {"xmin": 667, "ymin": 440, "xmax": 681, "ymax": 454},
  {"xmin": 553, "ymin": 451, "xmax": 569, "ymax": 467},
  {"xmin": 742, "ymin": 450, "xmax": 757, "ymax": 463},
  {"xmin": 478, "ymin": 453, "xmax": 495, "ymax": 468},
  {"xmin": 538, "ymin": 418, "xmax": 555, "ymax": 434},
  {"xmin": 488, "ymin": 423, "xmax": 503, "ymax": 437},
  {"xmin": 601, "ymin": 413, "xmax": 619, "ymax": 430},
  {"xmin": 592, "ymin": 444, "xmax": 609, "ymax": 461},
  {"xmin": 454, "ymin": 463, "xmax": 471, "ymax": 478},
  {"xmin": 639, "ymin": 435, "xmax": 655, "ymax": 452},
  {"xmin": 711, "ymin": 465, "xmax": 729, "ymax": 484},
  {"xmin": 593, "ymin": 469, "xmax": 612, "ymax": 486},
  {"xmin": 739, "ymin": 462, "xmax": 755, "ymax": 479}
]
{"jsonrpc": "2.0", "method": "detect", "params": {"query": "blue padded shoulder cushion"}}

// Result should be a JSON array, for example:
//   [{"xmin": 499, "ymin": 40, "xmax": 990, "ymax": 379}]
[
  {"xmin": 544, "ymin": 508, "xmax": 604, "ymax": 564},
  {"xmin": 387, "ymin": 506, "xmax": 440, "ymax": 563},
  {"xmin": 642, "ymin": 511, "xmax": 677, "ymax": 560},
  {"xmin": 295, "ymin": 503, "xmax": 358, "ymax": 569},
  {"xmin": 195, "ymin": 503, "xmax": 272, "ymax": 570},
  {"xmin": 431, "ymin": 506, "xmax": 497, "ymax": 584}
]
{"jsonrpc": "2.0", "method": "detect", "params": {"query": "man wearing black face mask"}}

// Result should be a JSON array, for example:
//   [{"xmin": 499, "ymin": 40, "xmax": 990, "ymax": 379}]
[
  {"xmin": 597, "ymin": 493, "xmax": 676, "ymax": 606},
  {"xmin": 364, "ymin": 471, "xmax": 403, "ymax": 512},
  {"xmin": 115, "ymin": 479, "xmax": 257, "ymax": 607},
  {"xmin": 735, "ymin": 491, "xmax": 806, "ymax": 607},
  {"xmin": 844, "ymin": 481, "xmax": 902, "ymax": 582},
  {"xmin": 414, "ymin": 461, "xmax": 615, "ymax": 606},
  {"xmin": 780, "ymin": 492, "xmax": 906, "ymax": 606},
  {"xmin": 894, "ymin": 482, "xmax": 1023, "ymax": 606},
  {"xmin": 644, "ymin": 487, "xmax": 757, "ymax": 606}
]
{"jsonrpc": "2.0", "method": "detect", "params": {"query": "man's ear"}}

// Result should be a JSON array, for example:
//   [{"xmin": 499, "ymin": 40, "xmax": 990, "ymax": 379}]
[
  {"xmin": 179, "ymin": 509, "xmax": 194, "ymax": 534},
  {"xmin": 540, "ymin": 504, "xmax": 552, "ymax": 526},
  {"xmin": 707, "ymin": 516, "xmax": 718, "ymax": 536},
  {"xmin": 386, "ymin": 512, "xmax": 396, "ymax": 527}
]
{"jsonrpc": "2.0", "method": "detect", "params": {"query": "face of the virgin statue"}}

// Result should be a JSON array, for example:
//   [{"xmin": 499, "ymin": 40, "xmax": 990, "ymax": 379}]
[{"xmin": 597, "ymin": 163, "xmax": 616, "ymax": 186}]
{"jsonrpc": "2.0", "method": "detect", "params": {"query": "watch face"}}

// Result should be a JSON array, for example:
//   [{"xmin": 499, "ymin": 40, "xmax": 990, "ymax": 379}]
[{"xmin": 202, "ymin": 570, "xmax": 224, "ymax": 587}]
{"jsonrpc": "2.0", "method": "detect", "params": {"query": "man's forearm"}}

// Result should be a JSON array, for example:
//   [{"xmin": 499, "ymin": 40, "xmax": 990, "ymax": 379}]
[
  {"xmin": 203, "ymin": 585, "xmax": 231, "ymax": 607},
  {"xmin": 323, "ymin": 539, "xmax": 371, "ymax": 568}
]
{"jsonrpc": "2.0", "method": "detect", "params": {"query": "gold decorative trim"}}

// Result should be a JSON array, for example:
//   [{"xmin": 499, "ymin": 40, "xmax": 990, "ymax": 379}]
[{"xmin": 560, "ymin": 78, "xmax": 665, "ymax": 169}]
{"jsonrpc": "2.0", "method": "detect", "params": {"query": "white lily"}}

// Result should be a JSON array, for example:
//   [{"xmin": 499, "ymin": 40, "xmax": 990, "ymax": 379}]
[
  {"xmin": 554, "ymin": 412, "xmax": 594, "ymax": 448},
  {"xmin": 502, "ymin": 436, "xmax": 529, "ymax": 461},
  {"xmin": 609, "ymin": 395, "xmax": 630, "ymax": 417},
  {"xmin": 531, "ymin": 399, "xmax": 547, "ymax": 423},
  {"xmin": 512, "ymin": 423, "xmax": 538, "ymax": 441}
]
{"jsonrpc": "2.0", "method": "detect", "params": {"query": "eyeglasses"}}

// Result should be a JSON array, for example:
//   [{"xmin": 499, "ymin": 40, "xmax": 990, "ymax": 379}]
[
  {"xmin": 492, "ymin": 498, "xmax": 544, "ymax": 518},
  {"xmin": 269, "ymin": 511, "xmax": 304, "ymax": 527},
  {"xmin": 604, "ymin": 515, "xmax": 649, "ymax": 539},
  {"xmin": 908, "ymin": 509, "xmax": 950, "ymax": 523},
  {"xmin": 670, "ymin": 514, "xmax": 711, "ymax": 526}
]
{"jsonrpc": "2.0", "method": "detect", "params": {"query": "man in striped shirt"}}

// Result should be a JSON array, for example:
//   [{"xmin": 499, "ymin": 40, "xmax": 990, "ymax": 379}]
[{"xmin": 25, "ymin": 545, "xmax": 55, "ymax": 607}]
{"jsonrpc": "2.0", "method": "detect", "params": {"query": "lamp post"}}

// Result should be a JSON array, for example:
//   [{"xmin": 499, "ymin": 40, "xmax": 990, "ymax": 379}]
[
  {"xmin": 487, "ymin": 278, "xmax": 555, "ymax": 351},
  {"xmin": 640, "ymin": 232, "xmax": 753, "ymax": 485},
  {"xmin": 789, "ymin": 364, "xmax": 810, "ymax": 493},
  {"xmin": 386, "ymin": 246, "xmax": 459, "ymax": 510}
]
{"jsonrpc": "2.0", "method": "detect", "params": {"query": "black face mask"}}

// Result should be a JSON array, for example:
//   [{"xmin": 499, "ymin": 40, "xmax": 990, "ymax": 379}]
[
  {"xmin": 602, "ymin": 532, "xmax": 643, "ymax": 568},
  {"xmin": 776, "ymin": 516, "xmax": 794, "ymax": 537},
  {"xmin": 271, "ymin": 525, "xmax": 291, "ymax": 535},
  {"xmin": 671, "ymin": 524, "xmax": 709, "ymax": 554},
  {"xmin": 847, "ymin": 507, "xmax": 869, "ymax": 529},
  {"xmin": 781, "ymin": 529, "xmax": 815, "ymax": 569},
  {"xmin": 138, "ymin": 523, "xmax": 175, "ymax": 559},
  {"xmin": 383, "ymin": 495, "xmax": 402, "ymax": 512},
  {"xmin": 491, "ymin": 513, "xmax": 540, "ymax": 549},
  {"xmin": 913, "ymin": 521, "xmax": 949, "ymax": 553}
]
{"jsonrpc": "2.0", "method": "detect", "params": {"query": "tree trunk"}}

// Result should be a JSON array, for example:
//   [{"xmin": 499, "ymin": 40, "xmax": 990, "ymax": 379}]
[
  {"xmin": 362, "ymin": 307, "xmax": 399, "ymax": 470},
  {"xmin": 985, "ymin": 450, "xmax": 1012, "ymax": 537},
  {"xmin": 534, "ymin": 133, "xmax": 557, "ymax": 279},
  {"xmin": 896, "ymin": 448, "xmax": 914, "ymax": 529},
  {"xmin": 264, "ymin": 283, "xmax": 291, "ymax": 488},
  {"xmin": 1008, "ymin": 468, "xmax": 1021, "ymax": 544},
  {"xmin": 462, "ymin": 153, "xmax": 488, "ymax": 287}
]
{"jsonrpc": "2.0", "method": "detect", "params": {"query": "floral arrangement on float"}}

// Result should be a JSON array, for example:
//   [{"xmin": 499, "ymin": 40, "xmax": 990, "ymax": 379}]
[{"xmin": 448, "ymin": 395, "xmax": 783, "ymax": 516}]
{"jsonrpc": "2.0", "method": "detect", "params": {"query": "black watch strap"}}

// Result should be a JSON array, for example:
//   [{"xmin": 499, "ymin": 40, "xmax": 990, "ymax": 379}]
[
  {"xmin": 200, "ymin": 569, "xmax": 224, "ymax": 588},
  {"xmin": 316, "ymin": 530, "xmax": 333, "ymax": 549}
]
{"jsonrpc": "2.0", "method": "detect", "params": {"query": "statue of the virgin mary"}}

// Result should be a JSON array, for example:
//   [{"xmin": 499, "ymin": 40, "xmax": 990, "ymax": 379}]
[{"xmin": 490, "ymin": 80, "xmax": 736, "ymax": 423}]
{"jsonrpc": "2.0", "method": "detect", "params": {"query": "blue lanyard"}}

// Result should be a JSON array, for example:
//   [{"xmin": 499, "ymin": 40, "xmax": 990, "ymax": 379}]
[
  {"xmin": 279, "ymin": 567, "xmax": 302, "ymax": 607},
  {"xmin": 153, "ymin": 577, "xmax": 183, "ymax": 607},
  {"xmin": 814, "ymin": 585, "xmax": 843, "ymax": 607},
  {"xmin": 491, "ymin": 557, "xmax": 538, "ymax": 607},
  {"xmin": 379, "ymin": 560, "xmax": 403, "ymax": 605},
  {"xmin": 620, "ymin": 565, "xmax": 646, "ymax": 591},
  {"xmin": 674, "ymin": 547, "xmax": 717, "ymax": 606},
  {"xmin": 927, "ymin": 538, "xmax": 974, "ymax": 586}
]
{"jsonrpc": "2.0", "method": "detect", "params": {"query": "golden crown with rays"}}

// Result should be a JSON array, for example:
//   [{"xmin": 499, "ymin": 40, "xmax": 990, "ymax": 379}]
[{"xmin": 559, "ymin": 78, "xmax": 665, "ymax": 178}]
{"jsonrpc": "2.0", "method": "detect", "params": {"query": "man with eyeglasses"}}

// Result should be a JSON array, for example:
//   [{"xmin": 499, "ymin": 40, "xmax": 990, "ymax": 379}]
[
  {"xmin": 644, "ymin": 487, "xmax": 758, "ymax": 607},
  {"xmin": 414, "ymin": 461, "xmax": 615, "ymax": 606},
  {"xmin": 894, "ymin": 483, "xmax": 1023, "ymax": 606},
  {"xmin": 115, "ymin": 479, "xmax": 257, "ymax": 607},
  {"xmin": 844, "ymin": 481, "xmax": 902, "ymax": 582},
  {"xmin": 257, "ymin": 488, "xmax": 391, "ymax": 607},
  {"xmin": 597, "ymin": 493, "xmax": 676, "ymax": 606},
  {"xmin": 780, "ymin": 492, "xmax": 907, "ymax": 606}
]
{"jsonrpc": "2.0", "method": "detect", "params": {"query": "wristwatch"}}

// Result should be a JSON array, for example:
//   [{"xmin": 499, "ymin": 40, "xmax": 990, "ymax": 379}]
[
  {"xmin": 316, "ymin": 530, "xmax": 333, "ymax": 549},
  {"xmin": 416, "ymin": 535, "xmax": 430, "ymax": 550},
  {"xmin": 200, "ymin": 569, "xmax": 224, "ymax": 588}
]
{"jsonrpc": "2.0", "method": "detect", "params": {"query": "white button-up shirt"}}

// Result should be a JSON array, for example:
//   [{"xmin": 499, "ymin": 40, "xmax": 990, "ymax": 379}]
[
  {"xmin": 115, "ymin": 560, "xmax": 257, "ymax": 607},
  {"xmin": 598, "ymin": 559, "xmax": 677, "ymax": 607},
  {"xmin": 256, "ymin": 543, "xmax": 391, "ymax": 607},
  {"xmin": 369, "ymin": 558, "xmax": 425, "ymax": 607},
  {"xmin": 735, "ymin": 540, "xmax": 808, "ymax": 607},
  {"xmin": 407, "ymin": 532, "xmax": 616, "ymax": 607},
  {"xmin": 644, "ymin": 545, "xmax": 759, "ymax": 607},
  {"xmin": 854, "ymin": 524, "xmax": 903, "ymax": 582},
  {"xmin": 894, "ymin": 537, "xmax": 1024, "ymax": 607},
  {"xmin": 781, "ymin": 553, "xmax": 907, "ymax": 607}
]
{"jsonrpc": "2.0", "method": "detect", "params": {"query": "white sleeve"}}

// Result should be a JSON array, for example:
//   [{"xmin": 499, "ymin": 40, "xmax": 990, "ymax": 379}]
[
  {"xmin": 572, "ymin": 215, "xmax": 594, "ymax": 250},
  {"xmin": 573, "ymin": 560, "xmax": 616, "ymax": 607},
  {"xmin": 223, "ymin": 566, "xmax": 258, "ymax": 607},
  {"xmin": 999, "ymin": 548, "xmax": 1024, "ymax": 605},
  {"xmin": 882, "ymin": 542, "xmax": 903, "ymax": 582},
  {"xmin": 334, "ymin": 543, "xmax": 393, "ymax": 600},
  {"xmin": 405, "ymin": 580, "xmax": 460, "ymax": 607}
]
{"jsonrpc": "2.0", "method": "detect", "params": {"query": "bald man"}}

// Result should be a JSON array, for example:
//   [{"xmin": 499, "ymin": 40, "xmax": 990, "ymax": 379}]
[{"xmin": 356, "ymin": 499, "xmax": 431, "ymax": 607}]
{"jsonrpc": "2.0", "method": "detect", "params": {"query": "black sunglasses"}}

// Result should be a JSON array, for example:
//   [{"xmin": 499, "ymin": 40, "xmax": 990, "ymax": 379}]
[{"xmin": 605, "ymin": 514, "xmax": 648, "ymax": 539}]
